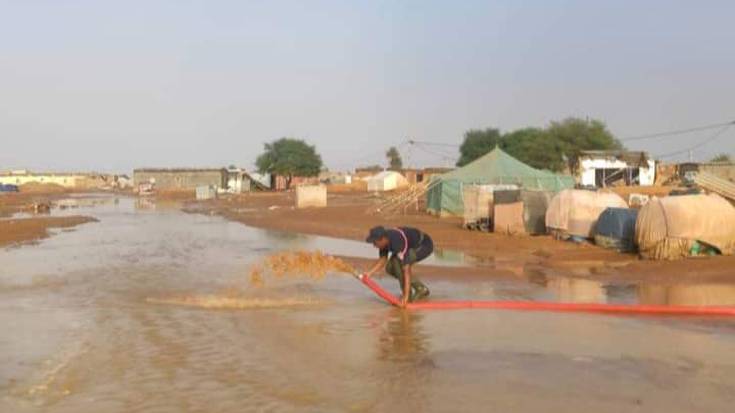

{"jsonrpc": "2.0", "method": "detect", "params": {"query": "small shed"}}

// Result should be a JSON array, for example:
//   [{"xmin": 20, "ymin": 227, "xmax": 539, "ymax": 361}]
[
  {"xmin": 226, "ymin": 168, "xmax": 251, "ymax": 193},
  {"xmin": 576, "ymin": 150, "xmax": 656, "ymax": 187},
  {"xmin": 367, "ymin": 171, "xmax": 409, "ymax": 192},
  {"xmin": 226, "ymin": 168, "xmax": 266, "ymax": 193},
  {"xmin": 494, "ymin": 202, "xmax": 525, "ymax": 235},
  {"xmin": 462, "ymin": 185, "xmax": 495, "ymax": 230}
]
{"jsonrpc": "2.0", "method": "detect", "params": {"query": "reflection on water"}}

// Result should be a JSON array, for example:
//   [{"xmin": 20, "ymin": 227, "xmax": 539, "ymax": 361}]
[
  {"xmin": 9, "ymin": 195, "xmax": 119, "ymax": 220},
  {"xmin": 56, "ymin": 197, "xmax": 117, "ymax": 209},
  {"xmin": 433, "ymin": 248, "xmax": 500, "ymax": 267},
  {"xmin": 547, "ymin": 277, "xmax": 608, "ymax": 303},
  {"xmin": 374, "ymin": 310, "xmax": 434, "ymax": 412},
  {"xmin": 539, "ymin": 274, "xmax": 735, "ymax": 306},
  {"xmin": 1, "ymin": 194, "xmax": 735, "ymax": 413},
  {"xmin": 134, "ymin": 197, "xmax": 156, "ymax": 210},
  {"xmin": 377, "ymin": 310, "xmax": 431, "ymax": 363},
  {"xmin": 638, "ymin": 284, "xmax": 735, "ymax": 306}
]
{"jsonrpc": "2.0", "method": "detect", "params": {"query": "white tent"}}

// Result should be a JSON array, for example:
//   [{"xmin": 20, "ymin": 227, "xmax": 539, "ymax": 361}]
[
  {"xmin": 367, "ymin": 171, "xmax": 409, "ymax": 192},
  {"xmin": 545, "ymin": 189, "xmax": 627, "ymax": 238}
]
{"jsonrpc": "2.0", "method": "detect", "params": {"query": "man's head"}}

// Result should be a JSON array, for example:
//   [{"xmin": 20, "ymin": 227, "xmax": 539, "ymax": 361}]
[{"xmin": 366, "ymin": 226, "xmax": 390, "ymax": 249}]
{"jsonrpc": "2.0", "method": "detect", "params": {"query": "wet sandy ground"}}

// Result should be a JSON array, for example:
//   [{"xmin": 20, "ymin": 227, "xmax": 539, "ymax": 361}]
[
  {"xmin": 0, "ymin": 190, "xmax": 105, "ymax": 247},
  {"xmin": 0, "ymin": 216, "xmax": 97, "ymax": 247},
  {"xmin": 191, "ymin": 191, "xmax": 735, "ymax": 283},
  {"xmin": 2, "ymin": 195, "xmax": 735, "ymax": 412}
]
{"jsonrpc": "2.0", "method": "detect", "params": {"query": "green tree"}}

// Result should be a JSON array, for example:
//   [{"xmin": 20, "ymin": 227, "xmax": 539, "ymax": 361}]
[
  {"xmin": 386, "ymin": 146, "xmax": 403, "ymax": 170},
  {"xmin": 543, "ymin": 117, "xmax": 622, "ymax": 172},
  {"xmin": 711, "ymin": 153, "xmax": 732, "ymax": 163},
  {"xmin": 457, "ymin": 128, "xmax": 501, "ymax": 166},
  {"xmin": 256, "ymin": 138, "xmax": 323, "ymax": 189},
  {"xmin": 500, "ymin": 128, "xmax": 563, "ymax": 171}
]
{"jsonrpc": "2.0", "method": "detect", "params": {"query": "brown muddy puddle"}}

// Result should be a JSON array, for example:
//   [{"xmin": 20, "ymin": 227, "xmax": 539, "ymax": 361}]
[{"xmin": 1, "ymin": 195, "xmax": 735, "ymax": 412}]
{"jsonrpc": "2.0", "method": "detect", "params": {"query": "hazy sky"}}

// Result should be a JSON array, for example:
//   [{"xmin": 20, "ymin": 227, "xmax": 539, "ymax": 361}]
[{"xmin": 1, "ymin": 0, "xmax": 734, "ymax": 173}]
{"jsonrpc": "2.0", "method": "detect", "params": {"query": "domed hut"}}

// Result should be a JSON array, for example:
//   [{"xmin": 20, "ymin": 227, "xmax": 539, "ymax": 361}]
[
  {"xmin": 635, "ymin": 194, "xmax": 735, "ymax": 260},
  {"xmin": 545, "ymin": 189, "xmax": 627, "ymax": 239}
]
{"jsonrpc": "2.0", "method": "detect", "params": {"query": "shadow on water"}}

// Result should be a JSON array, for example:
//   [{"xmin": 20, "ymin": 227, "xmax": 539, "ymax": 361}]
[{"xmin": 377, "ymin": 310, "xmax": 432, "ymax": 364}]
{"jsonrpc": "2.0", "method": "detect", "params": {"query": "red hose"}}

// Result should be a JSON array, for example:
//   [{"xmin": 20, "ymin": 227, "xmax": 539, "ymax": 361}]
[{"xmin": 358, "ymin": 275, "xmax": 735, "ymax": 317}]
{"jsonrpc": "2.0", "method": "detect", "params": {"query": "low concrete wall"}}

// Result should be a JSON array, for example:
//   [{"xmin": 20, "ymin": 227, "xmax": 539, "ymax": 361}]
[
  {"xmin": 0, "ymin": 174, "xmax": 86, "ymax": 188},
  {"xmin": 295, "ymin": 185, "xmax": 327, "ymax": 208},
  {"xmin": 133, "ymin": 169, "xmax": 226, "ymax": 190}
]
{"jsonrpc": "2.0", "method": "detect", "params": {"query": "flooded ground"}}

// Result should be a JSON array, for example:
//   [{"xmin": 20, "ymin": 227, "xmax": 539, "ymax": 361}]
[{"xmin": 2, "ymin": 195, "xmax": 735, "ymax": 412}]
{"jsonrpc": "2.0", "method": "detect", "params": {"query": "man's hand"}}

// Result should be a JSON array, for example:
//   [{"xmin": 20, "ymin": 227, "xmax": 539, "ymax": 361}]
[
  {"xmin": 400, "ymin": 292, "xmax": 409, "ymax": 308},
  {"xmin": 365, "ymin": 257, "xmax": 387, "ymax": 280}
]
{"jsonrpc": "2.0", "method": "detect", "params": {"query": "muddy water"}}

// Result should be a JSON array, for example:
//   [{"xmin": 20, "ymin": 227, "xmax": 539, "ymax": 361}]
[{"xmin": 2, "ymin": 195, "xmax": 735, "ymax": 412}]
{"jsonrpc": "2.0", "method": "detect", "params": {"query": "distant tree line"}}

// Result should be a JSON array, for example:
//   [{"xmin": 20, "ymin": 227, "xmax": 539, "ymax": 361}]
[
  {"xmin": 254, "ymin": 117, "xmax": 629, "ymax": 189},
  {"xmin": 711, "ymin": 153, "xmax": 732, "ymax": 163},
  {"xmin": 457, "ymin": 117, "xmax": 622, "ymax": 172}
]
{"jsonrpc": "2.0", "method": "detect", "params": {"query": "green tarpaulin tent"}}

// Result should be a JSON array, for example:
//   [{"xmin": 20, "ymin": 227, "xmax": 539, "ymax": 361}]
[{"xmin": 426, "ymin": 148, "xmax": 574, "ymax": 216}]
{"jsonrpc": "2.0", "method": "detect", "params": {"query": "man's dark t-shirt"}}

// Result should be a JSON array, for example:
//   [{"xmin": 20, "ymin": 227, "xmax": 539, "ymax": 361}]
[{"xmin": 378, "ymin": 227, "xmax": 431, "ymax": 265}]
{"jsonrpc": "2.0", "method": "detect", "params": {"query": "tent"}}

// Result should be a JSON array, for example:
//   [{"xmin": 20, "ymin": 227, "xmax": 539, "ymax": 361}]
[
  {"xmin": 545, "ymin": 189, "xmax": 628, "ymax": 239},
  {"xmin": 593, "ymin": 207, "xmax": 639, "ymax": 252},
  {"xmin": 367, "ymin": 171, "xmax": 409, "ymax": 192},
  {"xmin": 426, "ymin": 148, "xmax": 574, "ymax": 216},
  {"xmin": 635, "ymin": 194, "xmax": 735, "ymax": 260}
]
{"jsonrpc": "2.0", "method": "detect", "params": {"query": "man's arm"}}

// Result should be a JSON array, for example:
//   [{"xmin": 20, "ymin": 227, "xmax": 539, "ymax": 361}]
[{"xmin": 365, "ymin": 256, "xmax": 387, "ymax": 277}]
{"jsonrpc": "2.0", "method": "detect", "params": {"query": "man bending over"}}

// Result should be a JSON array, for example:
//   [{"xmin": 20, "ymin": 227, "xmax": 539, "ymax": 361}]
[{"xmin": 364, "ymin": 226, "xmax": 432, "ymax": 306}]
